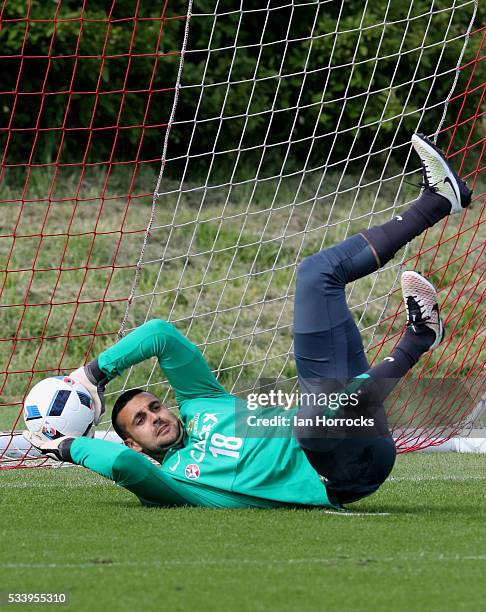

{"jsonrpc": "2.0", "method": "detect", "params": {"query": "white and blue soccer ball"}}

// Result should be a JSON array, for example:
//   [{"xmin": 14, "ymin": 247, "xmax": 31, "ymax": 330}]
[{"xmin": 23, "ymin": 376, "xmax": 94, "ymax": 440}]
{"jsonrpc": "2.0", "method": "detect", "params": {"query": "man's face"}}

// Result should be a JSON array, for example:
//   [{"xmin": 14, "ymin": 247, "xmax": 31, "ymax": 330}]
[{"xmin": 117, "ymin": 392, "xmax": 182, "ymax": 456}]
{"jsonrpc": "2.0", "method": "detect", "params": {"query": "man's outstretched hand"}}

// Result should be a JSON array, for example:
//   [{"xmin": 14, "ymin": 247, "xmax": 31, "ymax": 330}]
[
  {"xmin": 69, "ymin": 361, "xmax": 108, "ymax": 425},
  {"xmin": 23, "ymin": 431, "xmax": 74, "ymax": 463}
]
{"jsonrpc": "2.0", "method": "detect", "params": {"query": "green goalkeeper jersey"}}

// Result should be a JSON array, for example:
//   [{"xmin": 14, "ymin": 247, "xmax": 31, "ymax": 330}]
[{"xmin": 70, "ymin": 319, "xmax": 337, "ymax": 510}]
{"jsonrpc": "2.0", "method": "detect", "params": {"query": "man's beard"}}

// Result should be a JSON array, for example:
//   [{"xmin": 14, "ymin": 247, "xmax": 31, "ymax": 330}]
[{"xmin": 156, "ymin": 419, "xmax": 184, "ymax": 452}]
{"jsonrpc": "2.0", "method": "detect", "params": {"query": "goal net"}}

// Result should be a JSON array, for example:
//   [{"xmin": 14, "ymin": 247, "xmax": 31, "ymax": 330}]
[{"xmin": 1, "ymin": 1, "xmax": 484, "ymax": 467}]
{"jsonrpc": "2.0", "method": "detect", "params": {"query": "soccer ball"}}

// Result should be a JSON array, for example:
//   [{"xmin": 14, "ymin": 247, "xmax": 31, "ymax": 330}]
[{"xmin": 23, "ymin": 376, "xmax": 94, "ymax": 440}]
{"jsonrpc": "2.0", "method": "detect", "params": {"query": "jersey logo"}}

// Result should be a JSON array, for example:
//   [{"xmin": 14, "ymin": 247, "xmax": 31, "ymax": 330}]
[
  {"xmin": 187, "ymin": 418, "xmax": 195, "ymax": 435},
  {"xmin": 185, "ymin": 464, "xmax": 200, "ymax": 480},
  {"xmin": 190, "ymin": 413, "xmax": 219, "ymax": 463},
  {"xmin": 168, "ymin": 452, "xmax": 181, "ymax": 472}
]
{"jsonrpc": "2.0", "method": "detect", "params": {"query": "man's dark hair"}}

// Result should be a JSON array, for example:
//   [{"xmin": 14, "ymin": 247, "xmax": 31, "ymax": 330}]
[{"xmin": 111, "ymin": 388, "xmax": 144, "ymax": 440}]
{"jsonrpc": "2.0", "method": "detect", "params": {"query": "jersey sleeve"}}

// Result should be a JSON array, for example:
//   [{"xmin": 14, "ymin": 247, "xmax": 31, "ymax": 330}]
[
  {"xmin": 70, "ymin": 437, "xmax": 278, "ymax": 509},
  {"xmin": 97, "ymin": 319, "xmax": 229, "ymax": 403},
  {"xmin": 70, "ymin": 437, "xmax": 197, "ymax": 507}
]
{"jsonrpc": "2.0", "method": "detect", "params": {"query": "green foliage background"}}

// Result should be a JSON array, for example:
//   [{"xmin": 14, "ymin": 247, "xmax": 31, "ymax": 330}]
[{"xmin": 0, "ymin": 0, "xmax": 483, "ymax": 172}]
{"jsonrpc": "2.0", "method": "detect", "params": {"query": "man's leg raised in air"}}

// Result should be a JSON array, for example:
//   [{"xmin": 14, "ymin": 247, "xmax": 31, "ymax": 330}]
[
  {"xmin": 293, "ymin": 133, "xmax": 472, "ymax": 505},
  {"xmin": 294, "ymin": 133, "xmax": 471, "ymax": 383},
  {"xmin": 342, "ymin": 133, "xmax": 471, "ymax": 385},
  {"xmin": 301, "ymin": 271, "xmax": 444, "ymax": 504}
]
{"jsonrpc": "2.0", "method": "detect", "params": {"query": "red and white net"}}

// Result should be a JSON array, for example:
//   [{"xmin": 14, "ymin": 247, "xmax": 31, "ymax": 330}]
[{"xmin": 0, "ymin": 1, "xmax": 484, "ymax": 466}]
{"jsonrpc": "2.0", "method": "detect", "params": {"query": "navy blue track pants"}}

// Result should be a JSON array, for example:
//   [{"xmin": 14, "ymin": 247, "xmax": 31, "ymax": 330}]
[{"xmin": 293, "ymin": 233, "xmax": 397, "ymax": 504}]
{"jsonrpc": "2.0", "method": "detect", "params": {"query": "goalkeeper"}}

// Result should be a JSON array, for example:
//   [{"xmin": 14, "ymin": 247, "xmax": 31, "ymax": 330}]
[{"xmin": 25, "ymin": 134, "xmax": 472, "ymax": 509}]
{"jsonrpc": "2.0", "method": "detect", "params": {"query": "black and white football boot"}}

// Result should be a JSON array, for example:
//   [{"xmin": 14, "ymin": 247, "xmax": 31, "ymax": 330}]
[
  {"xmin": 401, "ymin": 270, "xmax": 445, "ymax": 351},
  {"xmin": 411, "ymin": 133, "xmax": 472, "ymax": 214}
]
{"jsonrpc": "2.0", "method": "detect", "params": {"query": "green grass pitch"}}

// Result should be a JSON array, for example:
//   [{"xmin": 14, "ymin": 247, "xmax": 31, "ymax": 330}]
[
  {"xmin": 1, "ymin": 168, "xmax": 484, "ymax": 610},
  {"xmin": 1, "ymin": 452, "xmax": 485, "ymax": 611}
]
